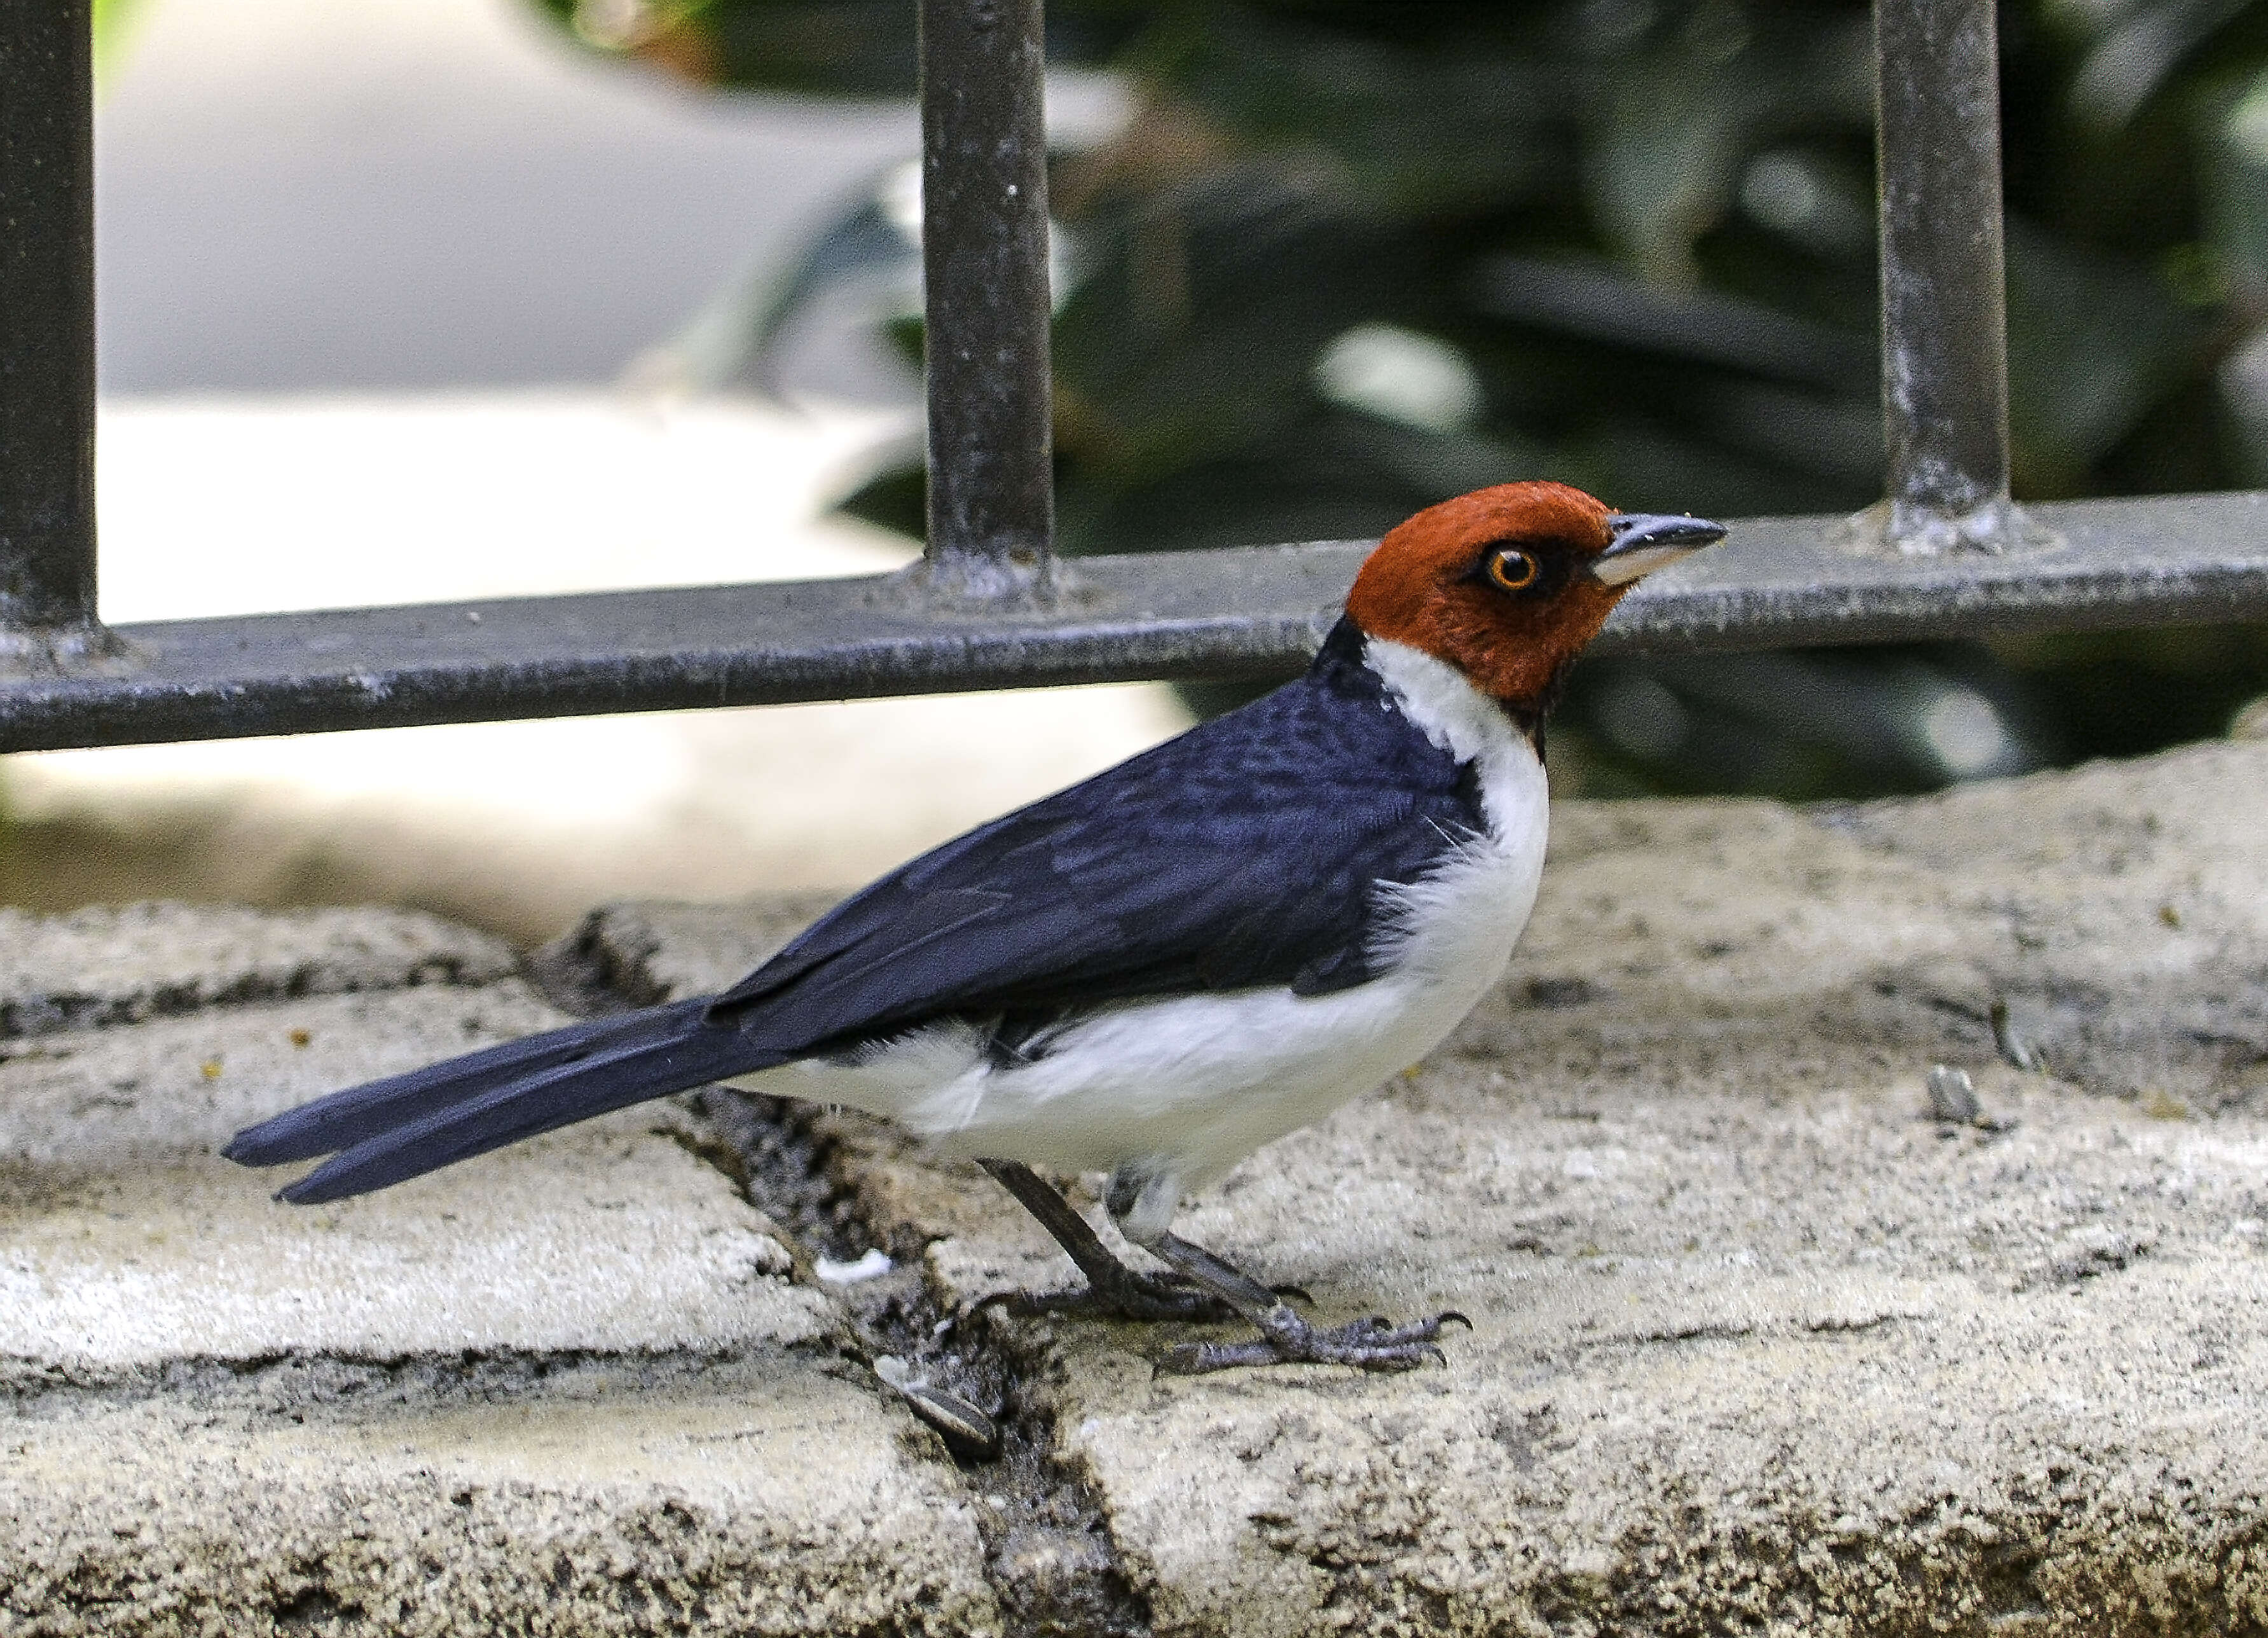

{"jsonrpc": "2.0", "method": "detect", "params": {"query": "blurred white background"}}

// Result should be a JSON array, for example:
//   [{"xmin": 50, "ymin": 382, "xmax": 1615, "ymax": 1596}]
[
  {"xmin": 8, "ymin": 0, "xmax": 1182, "ymax": 942},
  {"xmin": 96, "ymin": 0, "xmax": 916, "ymax": 390}
]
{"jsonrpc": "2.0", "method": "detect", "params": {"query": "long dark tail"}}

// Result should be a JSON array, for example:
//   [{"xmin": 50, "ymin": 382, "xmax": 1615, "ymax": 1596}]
[{"xmin": 223, "ymin": 998, "xmax": 788, "ymax": 1204}]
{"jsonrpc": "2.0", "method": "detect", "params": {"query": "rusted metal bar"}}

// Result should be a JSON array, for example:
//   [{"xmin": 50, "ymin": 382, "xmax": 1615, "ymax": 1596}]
[
  {"xmin": 0, "ymin": 0, "xmax": 106, "ymax": 659},
  {"xmin": 918, "ymin": 0, "xmax": 1055, "ymax": 598},
  {"xmin": 1869, "ymin": 0, "xmax": 2038, "ymax": 554}
]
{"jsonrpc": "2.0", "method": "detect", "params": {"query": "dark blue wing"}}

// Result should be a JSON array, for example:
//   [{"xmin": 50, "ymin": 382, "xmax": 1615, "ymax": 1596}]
[
  {"xmin": 225, "ymin": 621, "xmax": 1495, "ymax": 1207},
  {"xmin": 710, "ymin": 620, "xmax": 1489, "ymax": 1052}
]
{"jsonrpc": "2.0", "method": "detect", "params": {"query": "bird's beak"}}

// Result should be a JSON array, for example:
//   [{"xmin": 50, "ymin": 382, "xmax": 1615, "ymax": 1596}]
[{"xmin": 1591, "ymin": 513, "xmax": 1727, "ymax": 588}]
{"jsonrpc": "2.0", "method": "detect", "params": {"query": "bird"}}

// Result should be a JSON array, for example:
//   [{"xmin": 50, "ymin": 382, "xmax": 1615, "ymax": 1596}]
[{"xmin": 226, "ymin": 482, "xmax": 1724, "ymax": 1373}]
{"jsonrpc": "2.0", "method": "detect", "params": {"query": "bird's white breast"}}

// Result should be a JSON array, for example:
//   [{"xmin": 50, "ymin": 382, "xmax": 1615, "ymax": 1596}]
[{"xmin": 748, "ymin": 638, "xmax": 1549, "ymax": 1197}]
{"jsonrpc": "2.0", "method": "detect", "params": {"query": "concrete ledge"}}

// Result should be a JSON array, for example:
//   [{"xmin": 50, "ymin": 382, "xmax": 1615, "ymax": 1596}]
[
  {"xmin": 1, "ymin": 914, "xmax": 997, "ymax": 1635},
  {"xmin": 5, "ymin": 1359, "xmax": 1000, "ymax": 1637},
  {"xmin": 8, "ymin": 740, "xmax": 2268, "ymax": 1634}
]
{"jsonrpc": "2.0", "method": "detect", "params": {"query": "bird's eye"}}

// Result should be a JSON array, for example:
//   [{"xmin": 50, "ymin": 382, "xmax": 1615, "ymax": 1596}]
[{"xmin": 1487, "ymin": 549, "xmax": 1540, "ymax": 592}]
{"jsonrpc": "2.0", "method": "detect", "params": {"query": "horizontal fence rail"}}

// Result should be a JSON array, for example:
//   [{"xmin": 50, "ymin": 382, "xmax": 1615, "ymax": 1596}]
[{"xmin": 0, "ymin": 490, "xmax": 2260, "ymax": 754}]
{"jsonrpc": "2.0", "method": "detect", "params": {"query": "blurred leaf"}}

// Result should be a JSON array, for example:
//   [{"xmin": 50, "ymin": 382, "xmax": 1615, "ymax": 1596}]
[
  {"xmin": 93, "ymin": 0, "xmax": 157, "ymax": 82},
  {"xmin": 527, "ymin": 0, "xmax": 915, "ymax": 92},
  {"xmin": 2072, "ymin": 0, "xmax": 2256, "ymax": 126},
  {"xmin": 742, "ymin": 169, "xmax": 922, "ymax": 392},
  {"xmin": 1468, "ymin": 254, "xmax": 1873, "ymax": 390},
  {"xmin": 2006, "ymin": 218, "xmax": 2213, "ymax": 490},
  {"xmin": 1314, "ymin": 324, "xmax": 1487, "ymax": 432},
  {"xmin": 1139, "ymin": 8, "xmax": 1578, "ymax": 216},
  {"xmin": 1052, "ymin": 163, "xmax": 1416, "ymax": 483},
  {"xmin": 1560, "ymin": 645, "xmax": 2045, "ymax": 801},
  {"xmin": 1061, "ymin": 408, "xmax": 1548, "ymax": 557},
  {"xmin": 1735, "ymin": 146, "xmax": 1876, "ymax": 260},
  {"xmin": 2206, "ymin": 62, "xmax": 2268, "ymax": 282},
  {"xmin": 2222, "ymin": 325, "xmax": 2268, "ymax": 480},
  {"xmin": 1583, "ymin": 4, "xmax": 1872, "ymax": 279},
  {"xmin": 526, "ymin": 0, "xmax": 1150, "ymax": 92}
]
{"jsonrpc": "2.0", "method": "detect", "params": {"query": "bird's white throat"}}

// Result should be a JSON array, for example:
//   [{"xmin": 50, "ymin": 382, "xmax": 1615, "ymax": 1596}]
[
  {"xmin": 1361, "ymin": 634, "xmax": 1546, "ymax": 847},
  {"xmin": 1352, "ymin": 634, "xmax": 1549, "ymax": 986}
]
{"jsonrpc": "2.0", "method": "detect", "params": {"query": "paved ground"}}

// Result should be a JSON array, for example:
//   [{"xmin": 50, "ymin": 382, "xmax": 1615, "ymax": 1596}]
[{"xmin": 7, "ymin": 738, "xmax": 2268, "ymax": 1634}]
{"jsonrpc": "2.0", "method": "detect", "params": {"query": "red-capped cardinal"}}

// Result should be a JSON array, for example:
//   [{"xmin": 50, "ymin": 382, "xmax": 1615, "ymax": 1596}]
[{"xmin": 228, "ymin": 483, "xmax": 1723, "ymax": 1372}]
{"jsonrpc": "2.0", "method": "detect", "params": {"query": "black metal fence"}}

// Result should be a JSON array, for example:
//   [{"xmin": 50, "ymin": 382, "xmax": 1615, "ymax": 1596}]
[{"xmin": 1, "ymin": 0, "xmax": 2264, "ymax": 755}]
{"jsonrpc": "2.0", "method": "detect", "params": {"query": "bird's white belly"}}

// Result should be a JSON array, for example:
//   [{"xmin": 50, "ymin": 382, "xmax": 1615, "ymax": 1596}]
[
  {"xmin": 844, "ymin": 953, "xmax": 1498, "ymax": 1183},
  {"xmin": 755, "ymin": 921, "xmax": 1516, "ymax": 1186}
]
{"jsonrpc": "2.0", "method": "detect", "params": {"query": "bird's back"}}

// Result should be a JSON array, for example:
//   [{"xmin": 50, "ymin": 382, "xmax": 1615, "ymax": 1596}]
[{"xmin": 704, "ymin": 617, "xmax": 1499, "ymax": 1059}]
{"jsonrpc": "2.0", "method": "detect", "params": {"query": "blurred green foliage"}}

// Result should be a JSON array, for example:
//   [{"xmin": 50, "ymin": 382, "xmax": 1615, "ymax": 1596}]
[
  {"xmin": 93, "ymin": 0, "xmax": 156, "ymax": 81},
  {"xmin": 533, "ymin": 0, "xmax": 2268, "ymax": 797}
]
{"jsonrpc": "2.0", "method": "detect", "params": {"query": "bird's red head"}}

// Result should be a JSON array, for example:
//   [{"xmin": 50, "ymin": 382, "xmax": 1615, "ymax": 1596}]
[{"xmin": 1345, "ymin": 481, "xmax": 1724, "ymax": 712}]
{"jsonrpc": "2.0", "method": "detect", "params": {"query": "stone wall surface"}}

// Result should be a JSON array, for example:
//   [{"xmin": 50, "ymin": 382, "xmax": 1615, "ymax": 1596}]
[
  {"xmin": 6, "ymin": 740, "xmax": 2268, "ymax": 1635},
  {"xmin": 0, "ymin": 909, "xmax": 996, "ymax": 1637}
]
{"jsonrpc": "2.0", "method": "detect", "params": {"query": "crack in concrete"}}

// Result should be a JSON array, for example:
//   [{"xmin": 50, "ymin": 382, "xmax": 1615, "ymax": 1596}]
[
  {"xmin": 534, "ymin": 919, "xmax": 1157, "ymax": 1638},
  {"xmin": 688, "ymin": 1087, "xmax": 1158, "ymax": 1638},
  {"xmin": 0, "ymin": 1342, "xmax": 829, "ymax": 1413}
]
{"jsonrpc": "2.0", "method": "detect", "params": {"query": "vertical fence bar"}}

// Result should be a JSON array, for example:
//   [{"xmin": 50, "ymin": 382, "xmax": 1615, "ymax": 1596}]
[
  {"xmin": 1871, "ymin": 0, "xmax": 2033, "ymax": 553},
  {"xmin": 0, "ymin": 0, "xmax": 100, "ymax": 640},
  {"xmin": 919, "ymin": 0, "xmax": 1055, "ymax": 598}
]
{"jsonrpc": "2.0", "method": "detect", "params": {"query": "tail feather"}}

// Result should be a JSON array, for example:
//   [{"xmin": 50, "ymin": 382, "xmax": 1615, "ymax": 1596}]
[
  {"xmin": 223, "ymin": 1001, "xmax": 714, "ymax": 1167},
  {"xmin": 224, "ymin": 999, "xmax": 790, "ymax": 1204}
]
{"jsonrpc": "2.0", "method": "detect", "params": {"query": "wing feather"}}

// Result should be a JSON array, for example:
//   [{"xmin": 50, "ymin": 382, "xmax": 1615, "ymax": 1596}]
[{"xmin": 710, "ymin": 625, "xmax": 1487, "ymax": 1053}]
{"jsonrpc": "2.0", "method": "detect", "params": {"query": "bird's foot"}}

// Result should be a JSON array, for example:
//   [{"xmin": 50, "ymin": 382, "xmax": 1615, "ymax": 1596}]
[
  {"xmin": 1162, "ymin": 1306, "xmax": 1471, "ymax": 1374},
  {"xmin": 990, "ymin": 1267, "xmax": 1242, "ymax": 1324}
]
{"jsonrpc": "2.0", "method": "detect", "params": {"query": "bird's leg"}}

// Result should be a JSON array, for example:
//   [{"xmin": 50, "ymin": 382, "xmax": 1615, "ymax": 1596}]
[
  {"xmin": 976, "ymin": 1159, "xmax": 1237, "ymax": 1322},
  {"xmin": 1102, "ymin": 1173, "xmax": 1467, "ymax": 1374}
]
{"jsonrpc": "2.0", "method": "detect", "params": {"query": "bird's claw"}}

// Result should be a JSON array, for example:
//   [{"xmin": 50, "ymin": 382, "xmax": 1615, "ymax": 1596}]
[{"xmin": 1160, "ymin": 1307, "xmax": 1467, "ymax": 1375}]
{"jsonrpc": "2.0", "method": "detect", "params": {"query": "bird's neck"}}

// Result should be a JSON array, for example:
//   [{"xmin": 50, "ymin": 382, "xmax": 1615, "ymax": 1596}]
[
  {"xmin": 1314, "ymin": 616, "xmax": 1560, "ymax": 746},
  {"xmin": 1337, "ymin": 629, "xmax": 1530, "ymax": 776}
]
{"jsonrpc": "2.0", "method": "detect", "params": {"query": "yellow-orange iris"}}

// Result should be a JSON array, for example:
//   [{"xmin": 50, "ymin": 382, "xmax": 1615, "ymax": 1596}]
[{"xmin": 1487, "ymin": 549, "xmax": 1539, "ymax": 591}]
